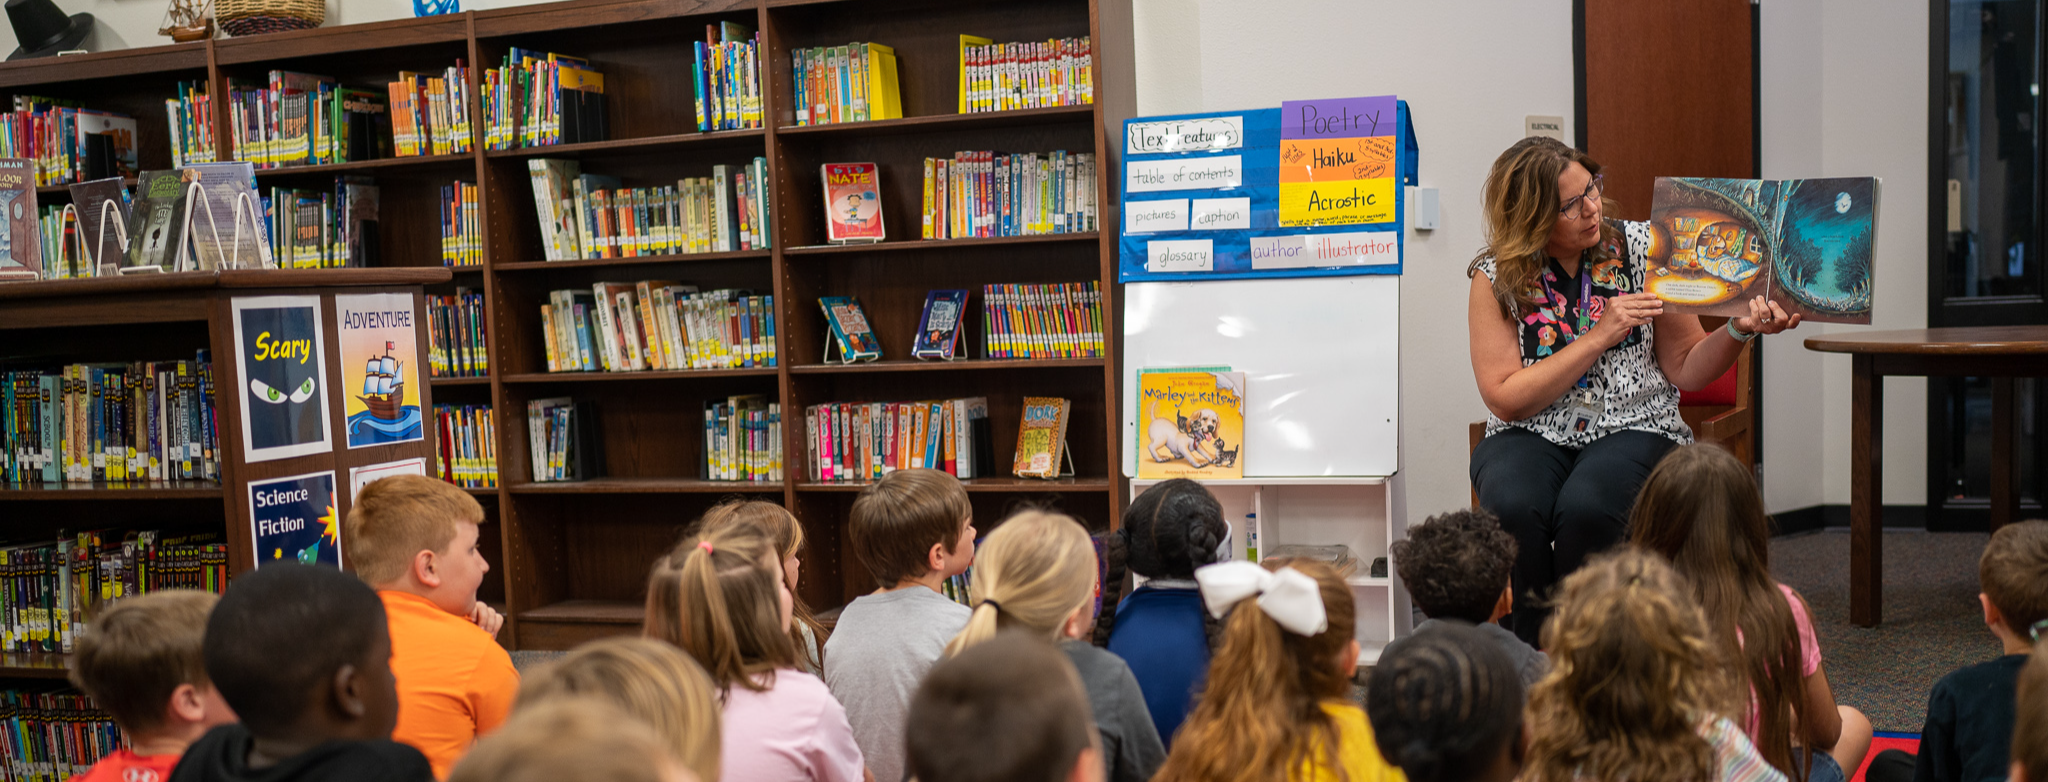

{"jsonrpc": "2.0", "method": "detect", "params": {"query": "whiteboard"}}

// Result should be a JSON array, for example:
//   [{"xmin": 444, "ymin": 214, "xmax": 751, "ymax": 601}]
[{"xmin": 1122, "ymin": 276, "xmax": 1399, "ymax": 478}]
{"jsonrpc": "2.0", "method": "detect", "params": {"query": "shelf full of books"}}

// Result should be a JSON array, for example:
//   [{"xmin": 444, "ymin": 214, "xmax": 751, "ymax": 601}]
[
  {"xmin": 695, "ymin": 23, "xmax": 765, "ymax": 131},
  {"xmin": 0, "ymin": 96, "xmax": 140, "ymax": 187},
  {"xmin": 921, "ymin": 150, "xmax": 1097, "ymax": 239},
  {"xmin": 804, "ymin": 397, "xmax": 992, "ymax": 483},
  {"xmin": 436, "ymin": 404, "xmax": 498, "ymax": 489},
  {"xmin": 958, "ymin": 36, "xmax": 1094, "ymax": 114},
  {"xmin": 484, "ymin": 48, "xmax": 608, "ymax": 150},
  {"xmin": 2, "ymin": 357, "xmax": 220, "ymax": 487},
  {"xmin": 427, "ymin": 289, "xmax": 489, "ymax": 378},
  {"xmin": 0, "ymin": 688, "xmax": 126, "ymax": 778},
  {"xmin": 705, "ymin": 395, "xmax": 779, "ymax": 482},
  {"xmin": 790, "ymin": 42, "xmax": 902, "ymax": 127},
  {"xmin": 543, "ymin": 285, "xmax": 776, "ymax": 373},
  {"xmin": 0, "ymin": 528, "xmax": 228, "ymax": 656},
  {"xmin": 527, "ymin": 158, "xmax": 772, "ymax": 261}
]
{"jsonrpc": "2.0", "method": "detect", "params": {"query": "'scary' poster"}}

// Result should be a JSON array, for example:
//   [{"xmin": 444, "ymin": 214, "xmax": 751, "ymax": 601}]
[{"xmin": 232, "ymin": 295, "xmax": 331, "ymax": 462}]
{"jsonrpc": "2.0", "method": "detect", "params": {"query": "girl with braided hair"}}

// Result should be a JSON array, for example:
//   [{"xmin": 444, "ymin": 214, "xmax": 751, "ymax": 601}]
[
  {"xmin": 1525, "ymin": 548, "xmax": 1785, "ymax": 782},
  {"xmin": 1097, "ymin": 478, "xmax": 1227, "ymax": 748},
  {"xmin": 1365, "ymin": 622, "xmax": 1527, "ymax": 782}
]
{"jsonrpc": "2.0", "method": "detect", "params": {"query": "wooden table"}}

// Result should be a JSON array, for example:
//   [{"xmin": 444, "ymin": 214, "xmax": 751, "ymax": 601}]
[{"xmin": 1804, "ymin": 326, "xmax": 2048, "ymax": 626}]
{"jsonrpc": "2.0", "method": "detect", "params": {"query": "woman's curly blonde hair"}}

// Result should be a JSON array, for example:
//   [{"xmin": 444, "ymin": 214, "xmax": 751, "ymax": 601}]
[{"xmin": 1524, "ymin": 547, "xmax": 1740, "ymax": 782}]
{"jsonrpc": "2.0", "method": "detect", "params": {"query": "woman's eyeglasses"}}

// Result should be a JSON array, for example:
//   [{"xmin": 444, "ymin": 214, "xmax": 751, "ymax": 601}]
[{"xmin": 1560, "ymin": 174, "xmax": 1605, "ymax": 221}]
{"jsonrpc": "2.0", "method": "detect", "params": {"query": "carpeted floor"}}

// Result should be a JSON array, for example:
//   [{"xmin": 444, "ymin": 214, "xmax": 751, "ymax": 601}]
[{"xmin": 1770, "ymin": 529, "xmax": 2000, "ymax": 733}]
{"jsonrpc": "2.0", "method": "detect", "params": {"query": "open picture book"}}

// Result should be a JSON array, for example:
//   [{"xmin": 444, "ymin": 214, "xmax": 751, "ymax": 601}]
[{"xmin": 1644, "ymin": 176, "xmax": 1879, "ymax": 324}]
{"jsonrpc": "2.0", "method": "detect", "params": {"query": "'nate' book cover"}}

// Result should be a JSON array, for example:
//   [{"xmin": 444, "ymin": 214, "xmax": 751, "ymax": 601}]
[
  {"xmin": 1137, "ymin": 369, "xmax": 1245, "ymax": 480},
  {"xmin": 822, "ymin": 162, "xmax": 884, "ymax": 244}
]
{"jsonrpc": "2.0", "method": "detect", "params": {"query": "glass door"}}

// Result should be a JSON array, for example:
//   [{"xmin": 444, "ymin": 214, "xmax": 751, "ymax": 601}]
[{"xmin": 1932, "ymin": 0, "xmax": 2048, "ymax": 527}]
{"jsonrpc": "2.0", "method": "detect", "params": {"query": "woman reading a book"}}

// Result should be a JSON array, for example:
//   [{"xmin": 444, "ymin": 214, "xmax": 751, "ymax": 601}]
[{"xmin": 1465, "ymin": 136, "xmax": 1800, "ymax": 647}]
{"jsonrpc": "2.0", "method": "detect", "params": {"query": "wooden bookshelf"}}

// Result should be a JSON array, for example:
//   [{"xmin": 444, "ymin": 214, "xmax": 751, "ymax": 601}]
[{"xmin": 0, "ymin": 0, "xmax": 1116, "ymax": 653}]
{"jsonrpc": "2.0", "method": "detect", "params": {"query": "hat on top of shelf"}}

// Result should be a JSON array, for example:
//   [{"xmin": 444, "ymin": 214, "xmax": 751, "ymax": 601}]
[{"xmin": 5, "ymin": 0, "xmax": 92, "ymax": 60}]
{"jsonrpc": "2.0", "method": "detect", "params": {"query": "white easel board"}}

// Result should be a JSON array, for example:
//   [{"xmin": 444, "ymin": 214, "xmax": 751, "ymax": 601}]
[{"xmin": 1122, "ymin": 276, "xmax": 1399, "ymax": 477}]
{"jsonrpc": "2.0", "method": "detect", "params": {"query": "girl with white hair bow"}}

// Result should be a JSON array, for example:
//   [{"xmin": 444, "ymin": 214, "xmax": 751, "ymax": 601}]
[{"xmin": 1153, "ymin": 559, "xmax": 1404, "ymax": 782}]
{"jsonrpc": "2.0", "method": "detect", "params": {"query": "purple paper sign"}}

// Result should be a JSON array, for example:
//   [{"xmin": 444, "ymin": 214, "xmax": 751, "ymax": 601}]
[{"xmin": 1282, "ymin": 95, "xmax": 1397, "ymax": 140}]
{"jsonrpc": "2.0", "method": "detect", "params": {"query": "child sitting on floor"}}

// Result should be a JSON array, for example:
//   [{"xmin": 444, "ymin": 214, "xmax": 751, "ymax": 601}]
[
  {"xmin": 908, "ymin": 629, "xmax": 1102, "ymax": 782},
  {"xmin": 648, "ymin": 522, "xmax": 864, "ymax": 782},
  {"xmin": 1385, "ymin": 507, "xmax": 1547, "ymax": 686},
  {"xmin": 1094, "ymin": 478, "xmax": 1227, "ymax": 748},
  {"xmin": 1631, "ymin": 444, "xmax": 1871, "ymax": 782},
  {"xmin": 516, "ymin": 636, "xmax": 723, "ymax": 782},
  {"xmin": 69, "ymin": 591, "xmax": 238, "ymax": 782},
  {"xmin": 169, "ymin": 564, "xmax": 433, "ymax": 782},
  {"xmin": 448, "ymin": 699, "xmax": 695, "ymax": 782},
  {"xmin": 824, "ymin": 468, "xmax": 976, "ymax": 782},
  {"xmin": 1366, "ymin": 621, "xmax": 1527, "ymax": 782},
  {"xmin": 693, "ymin": 498, "xmax": 831, "ymax": 676},
  {"xmin": 1524, "ymin": 549, "xmax": 1784, "ymax": 782},
  {"xmin": 1864, "ymin": 519, "xmax": 2048, "ymax": 782},
  {"xmin": 942, "ymin": 510, "xmax": 1163, "ymax": 782},
  {"xmin": 1154, "ymin": 558, "xmax": 1401, "ymax": 782},
  {"xmin": 343, "ymin": 474, "xmax": 519, "ymax": 779}
]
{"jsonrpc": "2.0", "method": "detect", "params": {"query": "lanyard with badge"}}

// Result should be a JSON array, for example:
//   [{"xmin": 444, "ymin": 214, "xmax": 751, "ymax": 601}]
[{"xmin": 1552, "ymin": 260, "xmax": 1603, "ymax": 432}]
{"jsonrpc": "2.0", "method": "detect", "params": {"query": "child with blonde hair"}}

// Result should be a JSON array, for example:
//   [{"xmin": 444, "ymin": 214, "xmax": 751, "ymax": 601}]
[
  {"xmin": 1631, "ymin": 444, "xmax": 1871, "ymax": 782},
  {"xmin": 646, "ymin": 523, "xmax": 864, "ymax": 782},
  {"xmin": 448, "ymin": 699, "xmax": 696, "ymax": 782},
  {"xmin": 68, "ymin": 590, "xmax": 237, "ymax": 782},
  {"xmin": 694, "ymin": 499, "xmax": 829, "ymax": 675},
  {"xmin": 517, "ymin": 636, "xmax": 723, "ymax": 782},
  {"xmin": 1525, "ymin": 548, "xmax": 1784, "ymax": 782},
  {"xmin": 2013, "ymin": 641, "xmax": 2048, "ymax": 782},
  {"xmin": 1153, "ymin": 558, "xmax": 1399, "ymax": 782},
  {"xmin": 943, "ymin": 511, "xmax": 1163, "ymax": 782}
]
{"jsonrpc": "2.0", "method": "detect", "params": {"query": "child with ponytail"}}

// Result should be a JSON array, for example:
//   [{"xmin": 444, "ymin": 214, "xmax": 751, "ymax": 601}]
[
  {"xmin": 694, "ymin": 499, "xmax": 830, "ymax": 676},
  {"xmin": 1097, "ymin": 478, "xmax": 1228, "ymax": 747},
  {"xmin": 1153, "ymin": 558, "xmax": 1400, "ymax": 782},
  {"xmin": 645, "ymin": 523, "xmax": 865, "ymax": 782},
  {"xmin": 1525, "ymin": 548, "xmax": 1785, "ymax": 782},
  {"xmin": 943, "ymin": 511, "xmax": 1164, "ymax": 782}
]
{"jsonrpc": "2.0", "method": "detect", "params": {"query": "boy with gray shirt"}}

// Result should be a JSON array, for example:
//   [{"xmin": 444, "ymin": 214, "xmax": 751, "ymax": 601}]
[
  {"xmin": 825, "ymin": 469, "xmax": 978, "ymax": 782},
  {"xmin": 1384, "ymin": 508, "xmax": 1549, "ymax": 687}
]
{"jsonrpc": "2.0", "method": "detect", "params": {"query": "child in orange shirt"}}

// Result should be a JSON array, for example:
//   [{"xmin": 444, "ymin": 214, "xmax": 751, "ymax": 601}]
[
  {"xmin": 343, "ymin": 474, "xmax": 518, "ymax": 778},
  {"xmin": 68, "ymin": 590, "xmax": 238, "ymax": 782}
]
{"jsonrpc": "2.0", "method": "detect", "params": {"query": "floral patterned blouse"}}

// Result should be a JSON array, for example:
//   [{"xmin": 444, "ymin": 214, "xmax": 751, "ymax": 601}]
[{"xmin": 1474, "ymin": 220, "xmax": 1692, "ymax": 449}]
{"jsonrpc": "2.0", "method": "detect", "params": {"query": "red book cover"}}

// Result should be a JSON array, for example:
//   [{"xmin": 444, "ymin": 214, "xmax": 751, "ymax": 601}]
[{"xmin": 821, "ymin": 162, "xmax": 884, "ymax": 243}]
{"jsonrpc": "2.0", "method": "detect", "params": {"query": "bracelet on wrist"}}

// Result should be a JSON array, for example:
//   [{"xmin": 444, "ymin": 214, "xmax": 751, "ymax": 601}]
[{"xmin": 1726, "ymin": 320, "xmax": 1758, "ymax": 343}]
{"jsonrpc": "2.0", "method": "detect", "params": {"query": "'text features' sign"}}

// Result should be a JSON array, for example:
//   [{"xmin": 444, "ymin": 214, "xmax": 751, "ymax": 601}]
[{"xmin": 1126, "ymin": 116, "xmax": 1245, "ymax": 154}]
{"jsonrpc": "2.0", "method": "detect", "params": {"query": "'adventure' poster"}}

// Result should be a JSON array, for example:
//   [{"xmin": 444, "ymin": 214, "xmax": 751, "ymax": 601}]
[
  {"xmin": 232, "ymin": 296, "xmax": 331, "ymax": 462},
  {"xmin": 250, "ymin": 470, "xmax": 340, "ymax": 568},
  {"xmin": 336, "ymin": 293, "xmax": 424, "ymax": 448}
]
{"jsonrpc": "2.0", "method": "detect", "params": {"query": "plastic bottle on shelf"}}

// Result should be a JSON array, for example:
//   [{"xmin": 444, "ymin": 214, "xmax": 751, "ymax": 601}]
[{"xmin": 1246, "ymin": 512, "xmax": 1259, "ymax": 563}]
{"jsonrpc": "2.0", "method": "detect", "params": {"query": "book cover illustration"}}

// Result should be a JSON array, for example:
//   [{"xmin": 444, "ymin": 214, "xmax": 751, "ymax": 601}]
[
  {"xmin": 74, "ymin": 111, "xmax": 138, "ymax": 179},
  {"xmin": 337, "ymin": 293, "xmax": 424, "ymax": 448},
  {"xmin": 249, "ymin": 471, "xmax": 341, "ymax": 569},
  {"xmin": 913, "ymin": 289, "xmax": 969, "ymax": 360},
  {"xmin": 820, "ymin": 295, "xmax": 882, "ymax": 362},
  {"xmin": 182, "ymin": 162, "xmax": 273, "ymax": 271},
  {"xmin": 69, "ymin": 177, "xmax": 129, "ymax": 272},
  {"xmin": 1646, "ymin": 176, "xmax": 1878, "ymax": 324},
  {"xmin": 0, "ymin": 158, "xmax": 40, "ymax": 280},
  {"xmin": 1137, "ymin": 369, "xmax": 1246, "ymax": 480},
  {"xmin": 125, "ymin": 170, "xmax": 192, "ymax": 272},
  {"xmin": 822, "ymin": 162, "xmax": 884, "ymax": 243},
  {"xmin": 232, "ymin": 295, "xmax": 332, "ymax": 462},
  {"xmin": 1013, "ymin": 396, "xmax": 1073, "ymax": 479}
]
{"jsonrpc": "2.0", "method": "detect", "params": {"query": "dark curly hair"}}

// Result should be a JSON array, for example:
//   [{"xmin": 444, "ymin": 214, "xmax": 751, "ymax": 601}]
[
  {"xmin": 1092, "ymin": 478, "xmax": 1226, "ymax": 647},
  {"xmin": 1367, "ymin": 622, "xmax": 1525, "ymax": 782},
  {"xmin": 1391, "ymin": 508, "xmax": 1518, "ymax": 624}
]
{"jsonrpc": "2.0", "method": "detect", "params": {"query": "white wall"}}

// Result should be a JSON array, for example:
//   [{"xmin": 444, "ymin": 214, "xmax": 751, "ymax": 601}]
[
  {"xmin": 6, "ymin": 0, "xmax": 539, "ymax": 55},
  {"xmin": 1131, "ymin": 0, "xmax": 1932, "ymax": 524},
  {"xmin": 1130, "ymin": 0, "xmax": 1576, "ymax": 525},
  {"xmin": 1760, "ymin": 0, "xmax": 1930, "ymax": 511}
]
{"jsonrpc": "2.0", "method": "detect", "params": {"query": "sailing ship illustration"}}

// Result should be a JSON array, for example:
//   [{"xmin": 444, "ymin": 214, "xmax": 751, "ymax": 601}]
[{"xmin": 357, "ymin": 341, "xmax": 406, "ymax": 421}]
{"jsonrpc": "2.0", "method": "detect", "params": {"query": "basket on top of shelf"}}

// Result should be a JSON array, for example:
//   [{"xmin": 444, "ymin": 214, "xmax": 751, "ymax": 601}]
[{"xmin": 214, "ymin": 0, "xmax": 322, "ymax": 36}]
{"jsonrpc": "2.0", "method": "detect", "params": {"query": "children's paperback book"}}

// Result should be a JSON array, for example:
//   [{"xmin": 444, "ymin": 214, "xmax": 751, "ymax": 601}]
[
  {"xmin": 125, "ymin": 170, "xmax": 192, "ymax": 272},
  {"xmin": 0, "ymin": 158, "xmax": 39, "ymax": 280},
  {"xmin": 822, "ymin": 162, "xmax": 884, "ymax": 244},
  {"xmin": 913, "ymin": 289, "xmax": 969, "ymax": 360},
  {"xmin": 1645, "ymin": 176, "xmax": 1879, "ymax": 324},
  {"xmin": 182, "ymin": 162, "xmax": 272, "ymax": 271},
  {"xmin": 820, "ymin": 295, "xmax": 882, "ymax": 363},
  {"xmin": 1136, "ymin": 369, "xmax": 1246, "ymax": 480},
  {"xmin": 68, "ymin": 177, "xmax": 129, "ymax": 272},
  {"xmin": 1013, "ymin": 396, "xmax": 1073, "ymax": 479}
]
